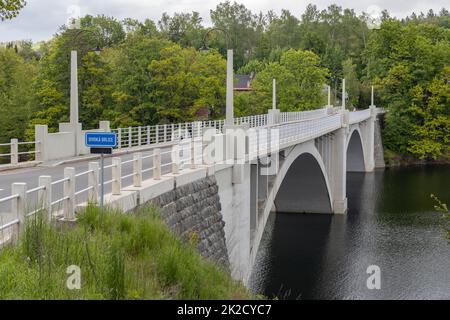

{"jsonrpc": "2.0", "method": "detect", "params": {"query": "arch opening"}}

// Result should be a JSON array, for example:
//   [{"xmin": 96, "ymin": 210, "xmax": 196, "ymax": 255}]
[
  {"xmin": 274, "ymin": 153, "xmax": 332, "ymax": 214},
  {"xmin": 347, "ymin": 130, "xmax": 365, "ymax": 172}
]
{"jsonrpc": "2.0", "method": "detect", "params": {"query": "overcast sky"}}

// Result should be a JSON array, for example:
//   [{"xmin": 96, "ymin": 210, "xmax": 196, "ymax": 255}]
[{"xmin": 0, "ymin": 0, "xmax": 448, "ymax": 42}]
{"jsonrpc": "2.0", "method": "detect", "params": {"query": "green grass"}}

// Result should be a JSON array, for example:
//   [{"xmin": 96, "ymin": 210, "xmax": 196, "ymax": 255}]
[{"xmin": 0, "ymin": 205, "xmax": 251, "ymax": 300}]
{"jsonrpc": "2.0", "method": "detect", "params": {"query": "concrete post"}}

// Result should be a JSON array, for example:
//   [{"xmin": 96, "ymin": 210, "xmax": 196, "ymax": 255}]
[
  {"xmin": 70, "ymin": 51, "xmax": 79, "ymax": 127},
  {"xmin": 10, "ymin": 138, "xmax": 18, "ymax": 165},
  {"xmin": 331, "ymin": 128, "xmax": 348, "ymax": 214},
  {"xmin": 11, "ymin": 182, "xmax": 27, "ymax": 239},
  {"xmin": 118, "ymin": 128, "xmax": 122, "ymax": 149},
  {"xmin": 156, "ymin": 125, "xmax": 159, "ymax": 144},
  {"xmin": 268, "ymin": 109, "xmax": 280, "ymax": 125},
  {"xmin": 342, "ymin": 110, "xmax": 350, "ymax": 129},
  {"xmin": 112, "ymin": 158, "xmax": 122, "ymax": 195},
  {"xmin": 328, "ymin": 85, "xmax": 331, "ymax": 106},
  {"xmin": 133, "ymin": 152, "xmax": 142, "ymax": 187},
  {"xmin": 35, "ymin": 125, "xmax": 48, "ymax": 162},
  {"xmin": 38, "ymin": 176, "xmax": 52, "ymax": 221},
  {"xmin": 171, "ymin": 144, "xmax": 180, "ymax": 174},
  {"xmin": 272, "ymin": 78, "xmax": 276, "ymax": 110},
  {"xmin": 99, "ymin": 121, "xmax": 110, "ymax": 132},
  {"xmin": 153, "ymin": 148, "xmax": 161, "ymax": 180},
  {"xmin": 128, "ymin": 127, "xmax": 132, "ymax": 147},
  {"xmin": 363, "ymin": 106, "xmax": 377, "ymax": 172},
  {"xmin": 371, "ymin": 86, "xmax": 375, "ymax": 107},
  {"xmin": 88, "ymin": 162, "xmax": 99, "ymax": 203},
  {"xmin": 138, "ymin": 126, "xmax": 142, "ymax": 146},
  {"xmin": 190, "ymin": 141, "xmax": 197, "ymax": 169},
  {"xmin": 342, "ymin": 78, "xmax": 346, "ymax": 110},
  {"xmin": 226, "ymin": 49, "xmax": 234, "ymax": 126},
  {"xmin": 63, "ymin": 167, "xmax": 76, "ymax": 220},
  {"xmin": 70, "ymin": 50, "xmax": 79, "ymax": 156}
]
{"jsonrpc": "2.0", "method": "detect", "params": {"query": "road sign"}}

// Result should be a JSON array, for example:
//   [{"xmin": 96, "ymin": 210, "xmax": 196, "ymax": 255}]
[
  {"xmin": 85, "ymin": 132, "xmax": 117, "ymax": 210},
  {"xmin": 90, "ymin": 147, "xmax": 113, "ymax": 154},
  {"xmin": 85, "ymin": 132, "xmax": 117, "ymax": 148}
]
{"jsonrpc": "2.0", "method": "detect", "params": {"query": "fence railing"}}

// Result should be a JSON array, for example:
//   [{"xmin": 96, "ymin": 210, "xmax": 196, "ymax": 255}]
[
  {"xmin": 109, "ymin": 109, "xmax": 328, "ymax": 152},
  {"xmin": 0, "ymin": 140, "xmax": 40, "ymax": 165}
]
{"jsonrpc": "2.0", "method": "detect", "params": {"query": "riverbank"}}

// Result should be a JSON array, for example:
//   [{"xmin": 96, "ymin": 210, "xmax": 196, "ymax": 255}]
[
  {"xmin": 384, "ymin": 149, "xmax": 450, "ymax": 168},
  {"xmin": 0, "ymin": 205, "xmax": 251, "ymax": 299}
]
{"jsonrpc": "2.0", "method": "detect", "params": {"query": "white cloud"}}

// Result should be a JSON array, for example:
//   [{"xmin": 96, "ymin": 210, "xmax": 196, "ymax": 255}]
[{"xmin": 0, "ymin": 0, "xmax": 448, "ymax": 42}]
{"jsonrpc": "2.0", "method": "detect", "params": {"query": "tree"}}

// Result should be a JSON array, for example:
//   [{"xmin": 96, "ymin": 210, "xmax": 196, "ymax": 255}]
[
  {"xmin": 247, "ymin": 49, "xmax": 329, "ymax": 115},
  {"xmin": 0, "ymin": 0, "xmax": 26, "ymax": 20},
  {"xmin": 106, "ymin": 35, "xmax": 173, "ymax": 127},
  {"xmin": 149, "ymin": 45, "xmax": 226, "ymax": 122},
  {"xmin": 342, "ymin": 58, "xmax": 360, "ymax": 107},
  {"xmin": 407, "ymin": 67, "xmax": 450, "ymax": 159},
  {"xmin": 158, "ymin": 12, "xmax": 204, "ymax": 48},
  {"xmin": 366, "ymin": 19, "xmax": 450, "ymax": 159},
  {"xmin": 0, "ymin": 47, "xmax": 36, "ymax": 146},
  {"xmin": 210, "ymin": 1, "xmax": 259, "ymax": 68},
  {"xmin": 80, "ymin": 15, "xmax": 126, "ymax": 48}
]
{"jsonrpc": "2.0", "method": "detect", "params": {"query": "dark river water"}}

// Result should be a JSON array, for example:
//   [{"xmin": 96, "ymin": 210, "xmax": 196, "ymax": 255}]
[{"xmin": 250, "ymin": 165, "xmax": 450, "ymax": 300}]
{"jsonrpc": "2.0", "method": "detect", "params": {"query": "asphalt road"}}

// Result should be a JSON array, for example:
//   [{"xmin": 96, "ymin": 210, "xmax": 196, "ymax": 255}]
[{"xmin": 0, "ymin": 144, "xmax": 186, "ymax": 218}]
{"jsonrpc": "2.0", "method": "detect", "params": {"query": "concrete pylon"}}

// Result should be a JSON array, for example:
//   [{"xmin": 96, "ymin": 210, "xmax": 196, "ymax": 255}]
[
  {"xmin": 331, "ymin": 127, "xmax": 348, "ymax": 214},
  {"xmin": 268, "ymin": 78, "xmax": 280, "ymax": 125}
]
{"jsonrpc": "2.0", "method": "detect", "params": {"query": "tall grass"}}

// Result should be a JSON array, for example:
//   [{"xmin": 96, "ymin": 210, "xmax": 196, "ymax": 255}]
[{"xmin": 0, "ymin": 205, "xmax": 250, "ymax": 299}]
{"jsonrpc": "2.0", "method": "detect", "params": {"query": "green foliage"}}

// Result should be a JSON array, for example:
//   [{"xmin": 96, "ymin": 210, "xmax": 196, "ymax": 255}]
[
  {"xmin": 367, "ymin": 20, "xmax": 450, "ymax": 159},
  {"xmin": 105, "ymin": 35, "xmax": 173, "ymax": 127},
  {"xmin": 237, "ymin": 59, "xmax": 266, "ymax": 75},
  {"xmin": 342, "ymin": 58, "xmax": 360, "ymax": 107},
  {"xmin": 0, "ymin": 47, "xmax": 37, "ymax": 146},
  {"xmin": 149, "ymin": 45, "xmax": 226, "ymax": 122},
  {"xmin": 244, "ymin": 49, "xmax": 328, "ymax": 115},
  {"xmin": 0, "ymin": 205, "xmax": 250, "ymax": 299},
  {"xmin": 430, "ymin": 194, "xmax": 449, "ymax": 240},
  {"xmin": 158, "ymin": 12, "xmax": 204, "ymax": 48},
  {"xmin": 1, "ymin": 5, "xmax": 449, "ymax": 164},
  {"xmin": 0, "ymin": 0, "xmax": 26, "ymax": 20}
]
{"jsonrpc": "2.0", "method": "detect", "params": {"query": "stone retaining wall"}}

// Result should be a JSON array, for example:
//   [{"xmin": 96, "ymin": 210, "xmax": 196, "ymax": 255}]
[{"xmin": 150, "ymin": 176, "xmax": 230, "ymax": 271}]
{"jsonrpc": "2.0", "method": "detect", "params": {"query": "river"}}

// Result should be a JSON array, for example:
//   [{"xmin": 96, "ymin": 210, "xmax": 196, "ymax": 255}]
[{"xmin": 249, "ymin": 165, "xmax": 450, "ymax": 300}]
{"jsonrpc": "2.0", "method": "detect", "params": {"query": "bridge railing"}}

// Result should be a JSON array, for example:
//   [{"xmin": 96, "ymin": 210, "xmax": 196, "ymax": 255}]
[
  {"xmin": 0, "ymin": 140, "xmax": 40, "ymax": 166},
  {"xmin": 110, "ymin": 109, "xmax": 332, "ymax": 152},
  {"xmin": 277, "ymin": 114, "xmax": 342, "ymax": 146},
  {"xmin": 280, "ymin": 108, "xmax": 328, "ymax": 123},
  {"xmin": 0, "ymin": 137, "xmax": 206, "ymax": 245},
  {"xmin": 349, "ymin": 109, "xmax": 371, "ymax": 124},
  {"xmin": 1, "ymin": 107, "xmax": 377, "ymax": 245}
]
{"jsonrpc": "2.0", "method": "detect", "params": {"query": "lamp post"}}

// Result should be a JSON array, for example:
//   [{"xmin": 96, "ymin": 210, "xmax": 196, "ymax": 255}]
[
  {"xmin": 201, "ymin": 28, "xmax": 234, "ymax": 126},
  {"xmin": 66, "ymin": 29, "xmax": 101, "ymax": 154}
]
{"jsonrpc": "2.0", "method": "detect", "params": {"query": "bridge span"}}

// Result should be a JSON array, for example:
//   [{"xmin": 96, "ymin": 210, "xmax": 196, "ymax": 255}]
[{"xmin": 0, "ymin": 105, "xmax": 385, "ymax": 284}]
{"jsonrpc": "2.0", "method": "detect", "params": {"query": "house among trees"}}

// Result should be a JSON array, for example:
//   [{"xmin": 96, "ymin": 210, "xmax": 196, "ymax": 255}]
[{"xmin": 234, "ymin": 73, "xmax": 254, "ymax": 91}]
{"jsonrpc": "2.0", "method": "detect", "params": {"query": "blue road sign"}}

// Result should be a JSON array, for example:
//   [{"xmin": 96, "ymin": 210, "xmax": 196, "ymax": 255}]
[{"xmin": 85, "ymin": 132, "xmax": 117, "ymax": 148}]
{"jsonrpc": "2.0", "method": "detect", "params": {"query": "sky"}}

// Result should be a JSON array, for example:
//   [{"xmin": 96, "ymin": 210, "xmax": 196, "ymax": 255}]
[{"xmin": 0, "ymin": 0, "xmax": 448, "ymax": 42}]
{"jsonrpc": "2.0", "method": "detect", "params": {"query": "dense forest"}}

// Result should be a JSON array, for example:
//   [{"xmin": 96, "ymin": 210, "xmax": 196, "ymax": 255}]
[{"xmin": 0, "ymin": 1, "xmax": 449, "ymax": 162}]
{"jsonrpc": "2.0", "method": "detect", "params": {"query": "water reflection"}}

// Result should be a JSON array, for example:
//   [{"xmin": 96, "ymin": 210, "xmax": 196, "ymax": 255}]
[{"xmin": 251, "ymin": 165, "xmax": 450, "ymax": 300}]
